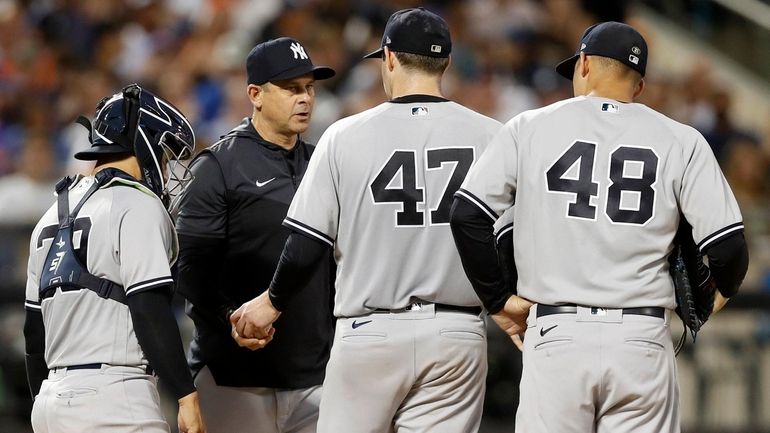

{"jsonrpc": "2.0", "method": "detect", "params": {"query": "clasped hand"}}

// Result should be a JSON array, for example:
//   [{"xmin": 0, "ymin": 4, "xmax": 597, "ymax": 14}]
[{"xmin": 229, "ymin": 291, "xmax": 281, "ymax": 351}]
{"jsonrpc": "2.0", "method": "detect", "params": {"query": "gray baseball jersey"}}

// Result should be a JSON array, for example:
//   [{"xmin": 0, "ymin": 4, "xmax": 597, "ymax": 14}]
[
  {"xmin": 25, "ymin": 175, "xmax": 177, "ymax": 368},
  {"xmin": 285, "ymin": 99, "xmax": 501, "ymax": 317},
  {"xmin": 460, "ymin": 95, "xmax": 743, "ymax": 308}
]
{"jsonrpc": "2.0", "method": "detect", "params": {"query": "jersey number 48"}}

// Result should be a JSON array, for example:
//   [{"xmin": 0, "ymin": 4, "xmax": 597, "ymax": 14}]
[{"xmin": 546, "ymin": 141, "xmax": 658, "ymax": 225}]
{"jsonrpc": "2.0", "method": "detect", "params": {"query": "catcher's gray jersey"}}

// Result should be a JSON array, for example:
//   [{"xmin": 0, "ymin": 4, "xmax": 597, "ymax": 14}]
[
  {"xmin": 285, "ymin": 100, "xmax": 501, "ymax": 317},
  {"xmin": 25, "ymin": 175, "xmax": 178, "ymax": 368},
  {"xmin": 460, "ymin": 95, "xmax": 742, "ymax": 308}
]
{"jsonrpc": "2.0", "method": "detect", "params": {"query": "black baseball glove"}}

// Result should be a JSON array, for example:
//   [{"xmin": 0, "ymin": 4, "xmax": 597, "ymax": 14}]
[{"xmin": 670, "ymin": 218, "xmax": 717, "ymax": 354}]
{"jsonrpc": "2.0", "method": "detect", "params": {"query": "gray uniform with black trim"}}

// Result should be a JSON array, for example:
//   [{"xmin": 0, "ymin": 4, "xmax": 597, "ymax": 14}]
[
  {"xmin": 286, "ymin": 98, "xmax": 501, "ymax": 433},
  {"xmin": 25, "ymin": 175, "xmax": 177, "ymax": 433},
  {"xmin": 459, "ymin": 95, "xmax": 743, "ymax": 433}
]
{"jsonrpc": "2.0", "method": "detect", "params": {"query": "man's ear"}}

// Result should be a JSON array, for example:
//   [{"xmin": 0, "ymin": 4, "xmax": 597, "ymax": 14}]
[
  {"xmin": 247, "ymin": 84, "xmax": 263, "ymax": 110},
  {"xmin": 384, "ymin": 47, "xmax": 396, "ymax": 72},
  {"xmin": 578, "ymin": 52, "xmax": 590, "ymax": 79},
  {"xmin": 633, "ymin": 78, "xmax": 645, "ymax": 99}
]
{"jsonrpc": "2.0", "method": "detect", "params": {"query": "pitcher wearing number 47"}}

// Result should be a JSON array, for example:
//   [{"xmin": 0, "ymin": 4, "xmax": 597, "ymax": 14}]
[
  {"xmin": 231, "ymin": 8, "xmax": 501, "ymax": 433},
  {"xmin": 450, "ymin": 22, "xmax": 748, "ymax": 433}
]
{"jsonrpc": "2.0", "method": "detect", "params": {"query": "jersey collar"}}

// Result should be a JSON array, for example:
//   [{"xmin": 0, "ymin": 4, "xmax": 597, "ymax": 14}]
[
  {"xmin": 95, "ymin": 167, "xmax": 158, "ymax": 198},
  {"xmin": 389, "ymin": 94, "xmax": 449, "ymax": 104}
]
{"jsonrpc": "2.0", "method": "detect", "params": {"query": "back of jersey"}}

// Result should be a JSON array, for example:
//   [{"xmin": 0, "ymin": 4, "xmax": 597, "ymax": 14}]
[
  {"xmin": 285, "ymin": 99, "xmax": 501, "ymax": 317},
  {"xmin": 472, "ymin": 96, "xmax": 742, "ymax": 309},
  {"xmin": 25, "ymin": 176, "xmax": 176, "ymax": 367}
]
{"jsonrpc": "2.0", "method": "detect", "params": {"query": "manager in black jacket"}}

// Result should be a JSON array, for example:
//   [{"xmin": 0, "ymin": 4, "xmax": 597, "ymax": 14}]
[{"xmin": 175, "ymin": 37, "xmax": 336, "ymax": 433}]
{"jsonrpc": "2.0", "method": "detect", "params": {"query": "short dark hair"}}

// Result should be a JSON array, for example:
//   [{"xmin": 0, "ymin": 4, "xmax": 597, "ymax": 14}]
[
  {"xmin": 592, "ymin": 55, "xmax": 642, "ymax": 83},
  {"xmin": 393, "ymin": 51, "xmax": 449, "ymax": 75}
]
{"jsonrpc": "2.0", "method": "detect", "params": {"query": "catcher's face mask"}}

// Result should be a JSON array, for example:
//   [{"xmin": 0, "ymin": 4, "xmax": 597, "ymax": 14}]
[{"xmin": 127, "ymin": 85, "xmax": 195, "ymax": 211}]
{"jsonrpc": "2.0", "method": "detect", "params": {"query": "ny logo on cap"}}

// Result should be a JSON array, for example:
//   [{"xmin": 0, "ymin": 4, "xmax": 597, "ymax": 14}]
[{"xmin": 290, "ymin": 42, "xmax": 308, "ymax": 60}]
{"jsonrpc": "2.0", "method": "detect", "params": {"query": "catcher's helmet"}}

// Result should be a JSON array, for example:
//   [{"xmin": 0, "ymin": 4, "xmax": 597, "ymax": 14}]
[{"xmin": 75, "ymin": 84, "xmax": 195, "ymax": 210}]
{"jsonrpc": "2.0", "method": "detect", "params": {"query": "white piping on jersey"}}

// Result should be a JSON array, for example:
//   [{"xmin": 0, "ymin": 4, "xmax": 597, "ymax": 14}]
[
  {"xmin": 125, "ymin": 277, "xmax": 174, "ymax": 296},
  {"xmin": 699, "ymin": 223, "xmax": 744, "ymax": 251},
  {"xmin": 24, "ymin": 301, "xmax": 42, "ymax": 311},
  {"xmin": 283, "ymin": 219, "xmax": 334, "ymax": 247},
  {"xmin": 455, "ymin": 189, "xmax": 498, "ymax": 221},
  {"xmin": 495, "ymin": 224, "xmax": 513, "ymax": 244}
]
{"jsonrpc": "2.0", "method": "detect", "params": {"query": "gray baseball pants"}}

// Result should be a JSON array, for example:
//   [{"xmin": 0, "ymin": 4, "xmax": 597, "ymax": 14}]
[
  {"xmin": 194, "ymin": 365, "xmax": 322, "ymax": 433},
  {"xmin": 317, "ymin": 304, "xmax": 487, "ymax": 433},
  {"xmin": 515, "ymin": 305, "xmax": 680, "ymax": 433},
  {"xmin": 31, "ymin": 364, "xmax": 167, "ymax": 433}
]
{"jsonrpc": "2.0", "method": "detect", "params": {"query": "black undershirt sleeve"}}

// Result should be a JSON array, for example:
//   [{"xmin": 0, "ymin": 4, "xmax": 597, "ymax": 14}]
[
  {"xmin": 449, "ymin": 197, "xmax": 511, "ymax": 314},
  {"xmin": 23, "ymin": 310, "xmax": 47, "ymax": 399},
  {"xmin": 269, "ymin": 231, "xmax": 331, "ymax": 312},
  {"xmin": 127, "ymin": 286, "xmax": 195, "ymax": 400},
  {"xmin": 703, "ymin": 232, "xmax": 749, "ymax": 298},
  {"xmin": 496, "ymin": 228, "xmax": 518, "ymax": 296}
]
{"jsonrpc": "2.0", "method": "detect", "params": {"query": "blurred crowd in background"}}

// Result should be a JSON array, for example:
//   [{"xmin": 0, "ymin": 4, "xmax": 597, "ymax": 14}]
[
  {"xmin": 2, "ymin": 0, "xmax": 767, "ymax": 288},
  {"xmin": 0, "ymin": 0, "xmax": 769, "ymax": 431}
]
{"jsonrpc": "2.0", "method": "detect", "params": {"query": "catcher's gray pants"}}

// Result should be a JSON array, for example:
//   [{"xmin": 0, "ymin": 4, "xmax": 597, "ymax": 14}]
[
  {"xmin": 32, "ymin": 365, "xmax": 167, "ymax": 433},
  {"xmin": 194, "ymin": 365, "xmax": 322, "ymax": 433},
  {"xmin": 317, "ymin": 303, "xmax": 487, "ymax": 433},
  {"xmin": 515, "ymin": 304, "xmax": 679, "ymax": 433}
]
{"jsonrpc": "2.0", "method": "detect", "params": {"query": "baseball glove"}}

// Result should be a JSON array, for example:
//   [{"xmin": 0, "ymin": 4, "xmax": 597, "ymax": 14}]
[{"xmin": 670, "ymin": 219, "xmax": 717, "ymax": 355}]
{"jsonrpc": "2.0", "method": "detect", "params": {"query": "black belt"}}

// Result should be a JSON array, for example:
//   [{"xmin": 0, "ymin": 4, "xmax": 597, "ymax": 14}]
[
  {"xmin": 53, "ymin": 363, "xmax": 154, "ymax": 375},
  {"xmin": 375, "ymin": 302, "xmax": 482, "ymax": 316},
  {"xmin": 537, "ymin": 304, "xmax": 665, "ymax": 319}
]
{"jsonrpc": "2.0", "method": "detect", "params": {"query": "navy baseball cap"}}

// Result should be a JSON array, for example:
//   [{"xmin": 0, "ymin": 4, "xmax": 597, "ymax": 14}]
[
  {"xmin": 247, "ymin": 37, "xmax": 335, "ymax": 85},
  {"xmin": 555, "ymin": 21, "xmax": 648, "ymax": 80},
  {"xmin": 363, "ymin": 7, "xmax": 451, "ymax": 59}
]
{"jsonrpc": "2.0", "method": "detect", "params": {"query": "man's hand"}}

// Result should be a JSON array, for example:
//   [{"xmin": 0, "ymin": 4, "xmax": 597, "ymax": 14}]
[
  {"xmin": 231, "ymin": 291, "xmax": 282, "ymax": 340},
  {"xmin": 712, "ymin": 291, "xmax": 729, "ymax": 315},
  {"xmin": 490, "ymin": 294, "xmax": 534, "ymax": 351},
  {"xmin": 178, "ymin": 391, "xmax": 206, "ymax": 433},
  {"xmin": 231, "ymin": 323, "xmax": 275, "ymax": 351}
]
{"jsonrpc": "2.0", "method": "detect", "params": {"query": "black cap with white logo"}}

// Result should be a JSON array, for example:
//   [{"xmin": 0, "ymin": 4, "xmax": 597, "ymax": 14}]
[
  {"xmin": 363, "ymin": 7, "xmax": 451, "ymax": 59},
  {"xmin": 555, "ymin": 21, "xmax": 648, "ymax": 80},
  {"xmin": 247, "ymin": 37, "xmax": 336, "ymax": 85}
]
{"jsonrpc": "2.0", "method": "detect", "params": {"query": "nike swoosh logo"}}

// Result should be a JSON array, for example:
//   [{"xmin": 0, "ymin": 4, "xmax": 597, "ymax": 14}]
[
  {"xmin": 256, "ymin": 177, "xmax": 276, "ymax": 187},
  {"xmin": 540, "ymin": 325, "xmax": 558, "ymax": 337},
  {"xmin": 351, "ymin": 319, "xmax": 372, "ymax": 329}
]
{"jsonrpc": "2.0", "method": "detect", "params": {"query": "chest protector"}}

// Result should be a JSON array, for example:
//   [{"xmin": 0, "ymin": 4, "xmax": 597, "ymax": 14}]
[{"xmin": 39, "ymin": 170, "xmax": 126, "ymax": 304}]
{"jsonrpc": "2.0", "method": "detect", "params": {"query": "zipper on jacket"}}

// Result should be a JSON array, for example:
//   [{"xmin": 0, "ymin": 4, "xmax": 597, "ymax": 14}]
[{"xmin": 283, "ymin": 149, "xmax": 299, "ymax": 189}]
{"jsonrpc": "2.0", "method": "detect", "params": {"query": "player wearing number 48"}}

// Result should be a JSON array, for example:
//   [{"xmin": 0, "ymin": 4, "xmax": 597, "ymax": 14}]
[
  {"xmin": 450, "ymin": 21, "xmax": 748, "ymax": 433},
  {"xmin": 231, "ymin": 7, "xmax": 503, "ymax": 433}
]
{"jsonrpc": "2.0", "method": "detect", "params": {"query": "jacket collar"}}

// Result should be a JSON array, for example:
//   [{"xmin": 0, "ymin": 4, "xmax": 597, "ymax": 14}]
[{"xmin": 226, "ymin": 118, "xmax": 304, "ymax": 152}]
